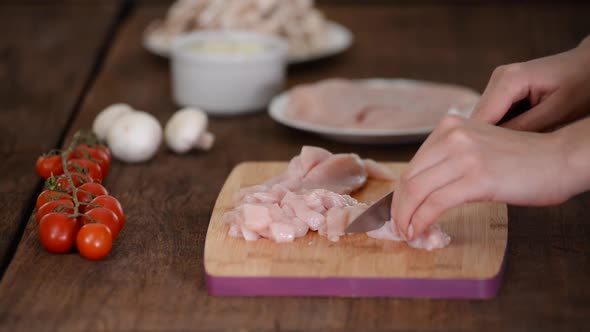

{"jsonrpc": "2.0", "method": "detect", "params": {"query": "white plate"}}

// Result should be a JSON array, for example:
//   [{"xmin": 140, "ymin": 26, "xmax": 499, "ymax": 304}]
[
  {"xmin": 143, "ymin": 21, "xmax": 353, "ymax": 65},
  {"xmin": 268, "ymin": 79, "xmax": 477, "ymax": 144}
]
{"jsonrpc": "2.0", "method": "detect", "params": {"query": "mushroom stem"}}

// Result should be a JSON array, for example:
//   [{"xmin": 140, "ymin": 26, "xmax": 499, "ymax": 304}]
[{"xmin": 196, "ymin": 131, "xmax": 215, "ymax": 150}]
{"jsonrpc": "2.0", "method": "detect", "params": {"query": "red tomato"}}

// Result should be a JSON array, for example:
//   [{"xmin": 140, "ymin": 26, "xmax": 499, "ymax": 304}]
[
  {"xmin": 76, "ymin": 183, "xmax": 108, "ymax": 204},
  {"xmin": 55, "ymin": 172, "xmax": 93, "ymax": 193},
  {"xmin": 66, "ymin": 159, "xmax": 103, "ymax": 183},
  {"xmin": 70, "ymin": 145, "xmax": 111, "ymax": 178},
  {"xmin": 36, "ymin": 155, "xmax": 64, "ymax": 179},
  {"xmin": 38, "ymin": 212, "xmax": 79, "ymax": 254},
  {"xmin": 36, "ymin": 190, "xmax": 72, "ymax": 210},
  {"xmin": 95, "ymin": 144, "xmax": 111, "ymax": 164},
  {"xmin": 86, "ymin": 195, "xmax": 125, "ymax": 229},
  {"xmin": 81, "ymin": 207, "xmax": 120, "ymax": 239},
  {"xmin": 76, "ymin": 223, "xmax": 112, "ymax": 260},
  {"xmin": 36, "ymin": 199, "xmax": 74, "ymax": 224}
]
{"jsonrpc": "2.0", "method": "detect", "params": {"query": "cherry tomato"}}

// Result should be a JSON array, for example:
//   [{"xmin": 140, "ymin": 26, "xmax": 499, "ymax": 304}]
[
  {"xmin": 95, "ymin": 144, "xmax": 111, "ymax": 164},
  {"xmin": 70, "ymin": 145, "xmax": 111, "ymax": 178},
  {"xmin": 66, "ymin": 159, "xmax": 103, "ymax": 183},
  {"xmin": 36, "ymin": 199, "xmax": 74, "ymax": 224},
  {"xmin": 76, "ymin": 223, "xmax": 112, "ymax": 261},
  {"xmin": 38, "ymin": 212, "xmax": 79, "ymax": 254},
  {"xmin": 55, "ymin": 172, "xmax": 93, "ymax": 193},
  {"xmin": 36, "ymin": 155, "xmax": 64, "ymax": 179},
  {"xmin": 86, "ymin": 195, "xmax": 125, "ymax": 229},
  {"xmin": 36, "ymin": 190, "xmax": 72, "ymax": 210},
  {"xmin": 76, "ymin": 183, "xmax": 108, "ymax": 204},
  {"xmin": 81, "ymin": 207, "xmax": 120, "ymax": 239}
]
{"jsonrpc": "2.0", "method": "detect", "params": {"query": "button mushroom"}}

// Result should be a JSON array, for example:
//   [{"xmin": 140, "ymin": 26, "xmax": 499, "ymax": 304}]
[
  {"xmin": 164, "ymin": 107, "xmax": 215, "ymax": 153},
  {"xmin": 92, "ymin": 103, "xmax": 134, "ymax": 141},
  {"xmin": 106, "ymin": 111, "xmax": 163, "ymax": 163}
]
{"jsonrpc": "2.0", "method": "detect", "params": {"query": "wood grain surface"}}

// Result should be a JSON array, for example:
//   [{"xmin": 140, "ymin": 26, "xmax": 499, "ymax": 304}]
[
  {"xmin": 205, "ymin": 162, "xmax": 507, "ymax": 281},
  {"xmin": 0, "ymin": 2, "xmax": 117, "ymax": 272},
  {"xmin": 0, "ymin": 1, "xmax": 589, "ymax": 331}
]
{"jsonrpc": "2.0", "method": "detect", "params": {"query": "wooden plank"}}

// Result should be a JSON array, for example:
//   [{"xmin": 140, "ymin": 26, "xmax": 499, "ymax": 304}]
[
  {"xmin": 0, "ymin": 3, "xmax": 118, "ymax": 270},
  {"xmin": 0, "ymin": 2, "xmax": 589, "ymax": 331}
]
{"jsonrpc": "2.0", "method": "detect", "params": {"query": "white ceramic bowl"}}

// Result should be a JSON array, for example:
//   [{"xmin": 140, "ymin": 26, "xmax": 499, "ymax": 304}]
[{"xmin": 170, "ymin": 31, "xmax": 288, "ymax": 115}]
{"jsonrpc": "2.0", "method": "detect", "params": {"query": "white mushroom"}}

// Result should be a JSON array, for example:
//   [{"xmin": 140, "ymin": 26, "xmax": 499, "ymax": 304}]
[
  {"xmin": 106, "ymin": 111, "xmax": 163, "ymax": 163},
  {"xmin": 92, "ymin": 103, "xmax": 134, "ymax": 141},
  {"xmin": 164, "ymin": 107, "xmax": 215, "ymax": 153}
]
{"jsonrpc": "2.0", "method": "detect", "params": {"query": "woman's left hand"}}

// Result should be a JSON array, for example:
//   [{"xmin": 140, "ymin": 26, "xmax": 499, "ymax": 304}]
[{"xmin": 391, "ymin": 114, "xmax": 574, "ymax": 240}]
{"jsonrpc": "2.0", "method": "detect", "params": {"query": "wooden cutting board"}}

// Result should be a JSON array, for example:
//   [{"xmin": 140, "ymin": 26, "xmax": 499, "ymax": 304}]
[{"xmin": 204, "ymin": 162, "xmax": 508, "ymax": 299}]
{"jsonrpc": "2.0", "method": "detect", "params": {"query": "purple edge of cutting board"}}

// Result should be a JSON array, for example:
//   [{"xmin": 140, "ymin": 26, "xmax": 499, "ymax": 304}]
[{"xmin": 204, "ymin": 248, "xmax": 508, "ymax": 299}]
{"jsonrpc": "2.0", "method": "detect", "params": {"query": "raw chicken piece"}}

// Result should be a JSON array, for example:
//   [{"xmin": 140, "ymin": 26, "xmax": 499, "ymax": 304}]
[
  {"xmin": 242, "ymin": 204, "xmax": 272, "ymax": 232},
  {"xmin": 323, "ymin": 204, "xmax": 368, "ymax": 242},
  {"xmin": 285, "ymin": 79, "xmax": 480, "ymax": 130},
  {"xmin": 223, "ymin": 146, "xmax": 451, "ymax": 250},
  {"xmin": 281, "ymin": 191, "xmax": 326, "ymax": 231},
  {"xmin": 270, "ymin": 223, "xmax": 296, "ymax": 243},
  {"xmin": 364, "ymin": 159, "xmax": 397, "ymax": 181},
  {"xmin": 366, "ymin": 220, "xmax": 404, "ymax": 241},
  {"xmin": 325, "ymin": 207, "xmax": 349, "ymax": 242},
  {"xmin": 241, "ymin": 226, "xmax": 261, "ymax": 241},
  {"xmin": 366, "ymin": 220, "xmax": 451, "ymax": 251},
  {"xmin": 299, "ymin": 146, "xmax": 331, "ymax": 174},
  {"xmin": 227, "ymin": 223, "xmax": 242, "ymax": 238},
  {"xmin": 269, "ymin": 204, "xmax": 309, "ymax": 237},
  {"xmin": 406, "ymin": 224, "xmax": 451, "ymax": 251},
  {"xmin": 302, "ymin": 153, "xmax": 367, "ymax": 194},
  {"xmin": 258, "ymin": 145, "xmax": 379, "ymax": 194},
  {"xmin": 235, "ymin": 184, "xmax": 269, "ymax": 203}
]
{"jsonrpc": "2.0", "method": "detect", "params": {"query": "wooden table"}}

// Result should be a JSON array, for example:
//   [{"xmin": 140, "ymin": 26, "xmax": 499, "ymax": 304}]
[{"xmin": 1, "ymin": 1, "xmax": 589, "ymax": 331}]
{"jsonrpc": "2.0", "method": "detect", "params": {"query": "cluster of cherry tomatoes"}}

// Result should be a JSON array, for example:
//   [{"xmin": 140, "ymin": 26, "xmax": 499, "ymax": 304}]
[{"xmin": 34, "ymin": 131, "xmax": 125, "ymax": 260}]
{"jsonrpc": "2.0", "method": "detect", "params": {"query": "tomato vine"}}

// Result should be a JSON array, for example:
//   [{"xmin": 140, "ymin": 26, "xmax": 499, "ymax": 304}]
[{"xmin": 35, "ymin": 130, "xmax": 122, "ymax": 260}]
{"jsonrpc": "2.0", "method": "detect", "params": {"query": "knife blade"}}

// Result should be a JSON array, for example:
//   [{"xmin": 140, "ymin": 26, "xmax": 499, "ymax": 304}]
[{"xmin": 344, "ymin": 191, "xmax": 394, "ymax": 233}]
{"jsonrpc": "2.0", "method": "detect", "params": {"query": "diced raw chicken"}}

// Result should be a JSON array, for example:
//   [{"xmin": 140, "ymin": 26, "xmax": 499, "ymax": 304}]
[
  {"xmin": 366, "ymin": 220, "xmax": 451, "ymax": 251},
  {"xmin": 366, "ymin": 220, "xmax": 404, "ymax": 241},
  {"xmin": 270, "ymin": 223, "xmax": 296, "ymax": 243},
  {"xmin": 325, "ymin": 208, "xmax": 349, "ymax": 242},
  {"xmin": 281, "ymin": 192, "xmax": 326, "ymax": 231},
  {"xmin": 406, "ymin": 224, "xmax": 451, "ymax": 251},
  {"xmin": 252, "ymin": 191, "xmax": 281, "ymax": 204},
  {"xmin": 241, "ymin": 226, "xmax": 261, "ymax": 241},
  {"xmin": 267, "ymin": 204, "xmax": 310, "ymax": 238},
  {"xmin": 228, "ymin": 223, "xmax": 242, "ymax": 238},
  {"xmin": 284, "ymin": 79, "xmax": 480, "ymax": 130},
  {"xmin": 235, "ymin": 184, "xmax": 269, "ymax": 203},
  {"xmin": 242, "ymin": 204, "xmax": 272, "ymax": 232},
  {"xmin": 223, "ymin": 146, "xmax": 451, "ymax": 250}
]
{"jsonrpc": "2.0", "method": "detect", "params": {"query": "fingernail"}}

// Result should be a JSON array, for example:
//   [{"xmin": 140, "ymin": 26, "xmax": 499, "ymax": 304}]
[{"xmin": 407, "ymin": 225, "xmax": 414, "ymax": 240}]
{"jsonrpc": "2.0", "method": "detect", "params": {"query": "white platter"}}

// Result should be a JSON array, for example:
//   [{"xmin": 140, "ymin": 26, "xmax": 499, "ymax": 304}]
[
  {"xmin": 268, "ymin": 79, "xmax": 478, "ymax": 144},
  {"xmin": 143, "ymin": 21, "xmax": 353, "ymax": 65}
]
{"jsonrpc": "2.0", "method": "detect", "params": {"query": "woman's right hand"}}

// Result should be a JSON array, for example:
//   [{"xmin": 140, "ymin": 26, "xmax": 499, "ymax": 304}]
[{"xmin": 472, "ymin": 36, "xmax": 590, "ymax": 131}]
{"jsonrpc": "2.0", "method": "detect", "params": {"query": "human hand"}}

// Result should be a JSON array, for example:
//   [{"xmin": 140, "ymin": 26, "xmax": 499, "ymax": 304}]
[
  {"xmin": 391, "ymin": 115, "xmax": 578, "ymax": 240},
  {"xmin": 472, "ymin": 39, "xmax": 590, "ymax": 131}
]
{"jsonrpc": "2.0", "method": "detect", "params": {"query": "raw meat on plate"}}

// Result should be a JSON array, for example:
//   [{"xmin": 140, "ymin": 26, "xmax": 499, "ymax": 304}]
[{"xmin": 284, "ymin": 79, "xmax": 480, "ymax": 130}]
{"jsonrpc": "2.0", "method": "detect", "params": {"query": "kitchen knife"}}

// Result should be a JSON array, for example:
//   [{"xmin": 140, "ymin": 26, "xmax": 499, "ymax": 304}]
[{"xmin": 344, "ymin": 191, "xmax": 394, "ymax": 233}]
